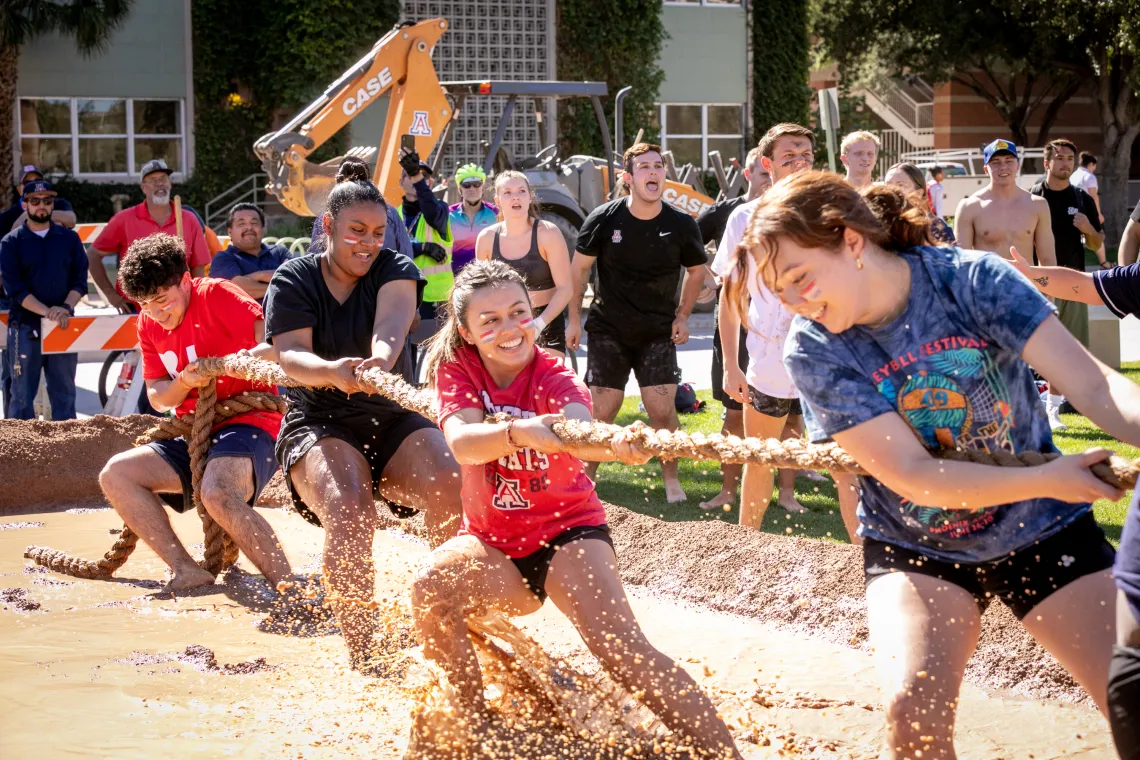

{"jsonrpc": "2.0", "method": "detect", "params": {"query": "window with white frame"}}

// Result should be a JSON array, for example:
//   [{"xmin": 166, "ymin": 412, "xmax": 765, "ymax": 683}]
[
  {"xmin": 19, "ymin": 97, "xmax": 185, "ymax": 178},
  {"xmin": 657, "ymin": 103, "xmax": 744, "ymax": 169}
]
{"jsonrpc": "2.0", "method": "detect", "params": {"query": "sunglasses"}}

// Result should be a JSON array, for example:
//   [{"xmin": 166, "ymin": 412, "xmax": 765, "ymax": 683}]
[
  {"xmin": 26, "ymin": 197, "xmax": 54, "ymax": 207},
  {"xmin": 460, "ymin": 180, "xmax": 483, "ymax": 189}
]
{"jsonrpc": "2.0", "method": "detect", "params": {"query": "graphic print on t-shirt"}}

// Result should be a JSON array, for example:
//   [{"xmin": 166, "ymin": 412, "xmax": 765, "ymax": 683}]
[
  {"xmin": 480, "ymin": 389, "xmax": 552, "ymax": 512},
  {"xmin": 873, "ymin": 336, "xmax": 1013, "ymax": 538}
]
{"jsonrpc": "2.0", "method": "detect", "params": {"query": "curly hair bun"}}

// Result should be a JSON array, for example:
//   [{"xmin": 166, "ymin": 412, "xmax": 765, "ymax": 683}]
[
  {"xmin": 860, "ymin": 184, "xmax": 931, "ymax": 249},
  {"xmin": 336, "ymin": 159, "xmax": 370, "ymax": 184}
]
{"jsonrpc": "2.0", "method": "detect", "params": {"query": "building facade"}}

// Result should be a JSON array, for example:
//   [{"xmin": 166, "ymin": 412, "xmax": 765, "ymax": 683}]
[{"xmin": 13, "ymin": 0, "xmax": 749, "ymax": 190}]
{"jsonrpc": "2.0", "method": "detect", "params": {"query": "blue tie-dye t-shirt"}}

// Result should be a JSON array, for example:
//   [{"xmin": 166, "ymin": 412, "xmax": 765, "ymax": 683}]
[{"xmin": 784, "ymin": 246, "xmax": 1089, "ymax": 563}]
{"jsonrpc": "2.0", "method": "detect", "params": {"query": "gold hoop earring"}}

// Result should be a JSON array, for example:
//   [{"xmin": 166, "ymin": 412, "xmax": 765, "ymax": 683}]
[{"xmin": 856, "ymin": 257, "xmax": 864, "ymax": 270}]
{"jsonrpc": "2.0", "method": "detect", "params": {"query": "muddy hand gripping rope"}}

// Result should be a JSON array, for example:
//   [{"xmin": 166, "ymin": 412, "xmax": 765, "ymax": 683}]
[{"xmin": 25, "ymin": 353, "xmax": 1140, "ymax": 579}]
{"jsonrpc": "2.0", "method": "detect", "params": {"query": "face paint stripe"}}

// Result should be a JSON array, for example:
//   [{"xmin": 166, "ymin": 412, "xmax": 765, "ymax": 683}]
[
  {"xmin": 479, "ymin": 330, "xmax": 496, "ymax": 343},
  {"xmin": 343, "ymin": 236, "xmax": 361, "ymax": 245}
]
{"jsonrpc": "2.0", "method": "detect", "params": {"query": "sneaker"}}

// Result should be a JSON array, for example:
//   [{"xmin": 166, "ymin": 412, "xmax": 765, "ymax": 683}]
[{"xmin": 1046, "ymin": 397, "xmax": 1068, "ymax": 432}]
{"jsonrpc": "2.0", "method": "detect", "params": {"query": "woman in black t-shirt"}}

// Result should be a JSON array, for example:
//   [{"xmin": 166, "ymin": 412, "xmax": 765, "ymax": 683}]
[{"xmin": 263, "ymin": 161, "xmax": 461, "ymax": 670}]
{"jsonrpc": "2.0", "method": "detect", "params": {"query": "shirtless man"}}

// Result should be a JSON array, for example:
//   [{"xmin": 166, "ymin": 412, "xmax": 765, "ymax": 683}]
[{"xmin": 954, "ymin": 139, "xmax": 1056, "ymax": 267}]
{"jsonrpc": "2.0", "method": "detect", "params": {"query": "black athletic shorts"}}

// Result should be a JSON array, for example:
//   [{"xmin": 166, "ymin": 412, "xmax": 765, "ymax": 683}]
[
  {"xmin": 147, "ymin": 423, "xmax": 279, "ymax": 513},
  {"xmin": 748, "ymin": 385, "xmax": 802, "ymax": 418},
  {"xmin": 511, "ymin": 524, "xmax": 614, "ymax": 603},
  {"xmin": 536, "ymin": 307, "xmax": 567, "ymax": 355},
  {"xmin": 711, "ymin": 306, "xmax": 748, "ymax": 413},
  {"xmin": 585, "ymin": 330, "xmax": 680, "ymax": 390},
  {"xmin": 276, "ymin": 411, "xmax": 436, "ymax": 527},
  {"xmin": 1109, "ymin": 644, "xmax": 1140, "ymax": 759},
  {"xmin": 864, "ymin": 511, "xmax": 1115, "ymax": 620}
]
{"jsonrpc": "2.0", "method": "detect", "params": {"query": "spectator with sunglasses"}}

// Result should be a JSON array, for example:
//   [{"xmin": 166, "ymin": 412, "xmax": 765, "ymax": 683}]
[{"xmin": 448, "ymin": 163, "xmax": 498, "ymax": 275}]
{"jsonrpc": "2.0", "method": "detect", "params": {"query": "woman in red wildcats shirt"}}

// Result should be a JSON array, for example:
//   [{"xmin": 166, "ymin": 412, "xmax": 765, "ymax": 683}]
[
  {"xmin": 99, "ymin": 233, "xmax": 293, "ymax": 593},
  {"xmin": 415, "ymin": 260, "xmax": 742, "ymax": 758}
]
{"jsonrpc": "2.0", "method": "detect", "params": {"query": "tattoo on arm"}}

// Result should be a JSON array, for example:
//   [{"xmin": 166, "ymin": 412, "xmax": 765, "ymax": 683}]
[{"xmin": 1034, "ymin": 276, "xmax": 1049, "ymax": 287}]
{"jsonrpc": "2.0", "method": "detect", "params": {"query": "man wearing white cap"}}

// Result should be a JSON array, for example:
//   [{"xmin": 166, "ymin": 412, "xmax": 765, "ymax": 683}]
[{"xmin": 89, "ymin": 158, "xmax": 209, "ymax": 314}]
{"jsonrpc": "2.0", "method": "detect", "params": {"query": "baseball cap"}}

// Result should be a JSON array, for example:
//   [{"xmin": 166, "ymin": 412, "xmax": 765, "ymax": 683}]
[
  {"xmin": 19, "ymin": 164, "xmax": 42, "ymax": 183},
  {"xmin": 22, "ymin": 179, "xmax": 57, "ymax": 197},
  {"xmin": 983, "ymin": 139, "xmax": 1019, "ymax": 165},
  {"xmin": 139, "ymin": 158, "xmax": 173, "ymax": 178}
]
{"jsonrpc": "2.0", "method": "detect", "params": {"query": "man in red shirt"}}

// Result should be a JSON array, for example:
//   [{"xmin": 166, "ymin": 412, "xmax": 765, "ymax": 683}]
[
  {"xmin": 97, "ymin": 233, "xmax": 292, "ymax": 592},
  {"xmin": 88, "ymin": 159, "xmax": 210, "ymax": 314}
]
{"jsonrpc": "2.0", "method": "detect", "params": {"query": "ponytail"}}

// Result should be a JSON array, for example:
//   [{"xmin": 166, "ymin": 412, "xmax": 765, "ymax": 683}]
[{"xmin": 422, "ymin": 259, "xmax": 531, "ymax": 384}]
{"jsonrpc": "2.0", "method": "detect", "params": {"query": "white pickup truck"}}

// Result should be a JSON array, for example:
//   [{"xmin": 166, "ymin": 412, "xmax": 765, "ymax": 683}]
[{"xmin": 903, "ymin": 148, "xmax": 1046, "ymax": 220}]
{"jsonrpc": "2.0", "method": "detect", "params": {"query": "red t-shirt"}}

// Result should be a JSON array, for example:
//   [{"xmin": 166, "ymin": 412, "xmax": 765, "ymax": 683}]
[
  {"xmin": 93, "ymin": 203, "xmax": 211, "ymax": 303},
  {"xmin": 435, "ymin": 345, "xmax": 606, "ymax": 559},
  {"xmin": 138, "ymin": 278, "xmax": 282, "ymax": 437}
]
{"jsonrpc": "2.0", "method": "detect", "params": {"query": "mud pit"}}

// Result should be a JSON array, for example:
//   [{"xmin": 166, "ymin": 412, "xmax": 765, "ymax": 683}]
[{"xmin": 0, "ymin": 418, "xmax": 1118, "ymax": 758}]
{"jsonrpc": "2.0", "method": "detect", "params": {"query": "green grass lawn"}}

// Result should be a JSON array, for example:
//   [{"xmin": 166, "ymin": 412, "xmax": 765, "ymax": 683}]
[{"xmin": 595, "ymin": 363, "xmax": 1140, "ymax": 547}]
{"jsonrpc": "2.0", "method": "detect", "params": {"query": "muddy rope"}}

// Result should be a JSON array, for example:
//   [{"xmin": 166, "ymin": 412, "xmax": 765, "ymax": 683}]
[
  {"xmin": 23, "ymin": 390, "xmax": 287, "ymax": 579},
  {"xmin": 23, "ymin": 351, "xmax": 1140, "ymax": 581},
  {"xmin": 192, "ymin": 354, "xmax": 1140, "ymax": 490}
]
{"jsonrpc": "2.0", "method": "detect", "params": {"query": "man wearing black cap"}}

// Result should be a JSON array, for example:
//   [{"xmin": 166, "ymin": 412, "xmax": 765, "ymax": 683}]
[
  {"xmin": 89, "ymin": 159, "xmax": 209, "ymax": 314},
  {"xmin": 0, "ymin": 166, "xmax": 76, "ymax": 237},
  {"xmin": 0, "ymin": 179, "xmax": 88, "ymax": 419}
]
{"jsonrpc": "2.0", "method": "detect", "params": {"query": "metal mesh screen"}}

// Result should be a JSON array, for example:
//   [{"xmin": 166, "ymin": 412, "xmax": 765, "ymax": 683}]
[{"xmin": 401, "ymin": 0, "xmax": 555, "ymax": 176}]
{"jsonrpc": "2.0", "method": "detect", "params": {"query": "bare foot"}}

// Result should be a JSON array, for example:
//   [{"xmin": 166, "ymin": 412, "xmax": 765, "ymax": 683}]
[
  {"xmin": 164, "ymin": 566, "xmax": 216, "ymax": 593},
  {"xmin": 664, "ymin": 481, "xmax": 688, "ymax": 504},
  {"xmin": 698, "ymin": 491, "xmax": 735, "ymax": 511},
  {"xmin": 799, "ymin": 469, "xmax": 829, "ymax": 483},
  {"xmin": 777, "ymin": 493, "xmax": 809, "ymax": 514}
]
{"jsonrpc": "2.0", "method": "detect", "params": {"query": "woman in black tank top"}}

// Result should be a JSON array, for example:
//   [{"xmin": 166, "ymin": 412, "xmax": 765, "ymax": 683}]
[{"xmin": 475, "ymin": 171, "xmax": 573, "ymax": 357}]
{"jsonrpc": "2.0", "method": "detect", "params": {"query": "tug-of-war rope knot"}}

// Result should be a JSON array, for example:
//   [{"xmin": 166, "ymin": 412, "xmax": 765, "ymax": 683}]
[{"xmin": 24, "ymin": 352, "xmax": 1140, "ymax": 580}]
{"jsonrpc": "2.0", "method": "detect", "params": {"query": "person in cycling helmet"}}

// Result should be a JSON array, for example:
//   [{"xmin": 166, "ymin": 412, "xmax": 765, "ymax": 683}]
[{"xmin": 449, "ymin": 163, "xmax": 498, "ymax": 275}]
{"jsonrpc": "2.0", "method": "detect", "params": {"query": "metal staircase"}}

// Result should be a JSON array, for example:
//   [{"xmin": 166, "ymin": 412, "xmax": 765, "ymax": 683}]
[
  {"xmin": 203, "ymin": 173, "xmax": 268, "ymax": 232},
  {"xmin": 858, "ymin": 77, "xmax": 934, "ymax": 148}
]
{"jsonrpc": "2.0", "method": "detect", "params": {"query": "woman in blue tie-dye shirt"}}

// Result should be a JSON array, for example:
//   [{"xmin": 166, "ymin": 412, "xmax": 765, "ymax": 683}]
[{"xmin": 724, "ymin": 170, "xmax": 1140, "ymax": 759}]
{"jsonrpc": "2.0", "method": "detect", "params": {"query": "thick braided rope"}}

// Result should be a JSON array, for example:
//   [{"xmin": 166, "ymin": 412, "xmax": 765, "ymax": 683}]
[
  {"xmin": 23, "ymin": 391, "xmax": 287, "ymax": 579},
  {"xmin": 196, "ymin": 354, "xmax": 1140, "ymax": 489}
]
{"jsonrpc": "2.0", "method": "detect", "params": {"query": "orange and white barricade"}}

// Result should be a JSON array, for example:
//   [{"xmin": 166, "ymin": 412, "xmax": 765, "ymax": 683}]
[{"xmin": 1, "ymin": 312, "xmax": 143, "ymax": 418}]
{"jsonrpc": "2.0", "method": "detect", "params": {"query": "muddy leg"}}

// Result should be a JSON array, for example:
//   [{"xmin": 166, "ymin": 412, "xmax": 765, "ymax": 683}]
[
  {"xmin": 199, "ymin": 456, "xmax": 293, "ymax": 587},
  {"xmin": 290, "ymin": 438, "xmax": 379, "ymax": 670},
  {"xmin": 867, "ymin": 572, "xmax": 982, "ymax": 760},
  {"xmin": 376, "ymin": 427, "xmax": 462, "ymax": 548},
  {"xmin": 99, "ymin": 447, "xmax": 214, "ymax": 590},
  {"xmin": 1021, "ymin": 569, "xmax": 1116, "ymax": 715},
  {"xmin": 411, "ymin": 536, "xmax": 541, "ymax": 710},
  {"xmin": 546, "ymin": 538, "xmax": 742, "ymax": 759},
  {"xmin": 584, "ymin": 386, "xmax": 624, "ymax": 482}
]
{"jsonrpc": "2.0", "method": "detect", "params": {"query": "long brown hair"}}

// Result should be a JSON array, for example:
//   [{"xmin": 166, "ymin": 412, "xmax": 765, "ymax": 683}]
[
  {"xmin": 724, "ymin": 171, "xmax": 932, "ymax": 326},
  {"xmin": 493, "ymin": 170, "xmax": 542, "ymax": 222},
  {"xmin": 422, "ymin": 259, "xmax": 533, "ymax": 384}
]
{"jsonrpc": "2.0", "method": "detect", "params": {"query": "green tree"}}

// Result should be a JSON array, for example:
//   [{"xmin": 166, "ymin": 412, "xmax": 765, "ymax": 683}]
[
  {"xmin": 555, "ymin": 0, "xmax": 665, "ymax": 157},
  {"xmin": 812, "ymin": 0, "xmax": 1084, "ymax": 150},
  {"xmin": 1073, "ymin": 0, "xmax": 1140, "ymax": 244},
  {"xmin": 0, "ymin": 1, "xmax": 133, "ymax": 202},
  {"xmin": 191, "ymin": 0, "xmax": 400, "ymax": 215},
  {"xmin": 752, "ymin": 0, "xmax": 811, "ymax": 139},
  {"xmin": 813, "ymin": 0, "xmax": 1140, "ymax": 241}
]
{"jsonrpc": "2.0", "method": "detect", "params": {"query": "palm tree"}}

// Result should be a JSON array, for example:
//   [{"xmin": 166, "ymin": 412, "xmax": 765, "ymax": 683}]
[{"xmin": 0, "ymin": 1, "xmax": 133, "ymax": 201}]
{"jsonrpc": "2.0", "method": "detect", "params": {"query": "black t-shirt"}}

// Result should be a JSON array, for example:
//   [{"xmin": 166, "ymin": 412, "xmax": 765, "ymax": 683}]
[
  {"xmin": 576, "ymin": 198, "xmax": 706, "ymax": 342},
  {"xmin": 263, "ymin": 251, "xmax": 425, "ymax": 424},
  {"xmin": 1030, "ymin": 182, "xmax": 1103, "ymax": 271},
  {"xmin": 696, "ymin": 196, "xmax": 746, "ymax": 247}
]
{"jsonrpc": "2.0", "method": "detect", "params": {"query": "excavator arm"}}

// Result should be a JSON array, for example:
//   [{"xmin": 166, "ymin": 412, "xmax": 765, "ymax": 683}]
[{"xmin": 254, "ymin": 18, "xmax": 453, "ymax": 216}]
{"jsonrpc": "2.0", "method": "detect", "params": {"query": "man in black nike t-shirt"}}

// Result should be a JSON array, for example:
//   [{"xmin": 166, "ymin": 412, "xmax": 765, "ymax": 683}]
[{"xmin": 568, "ymin": 143, "xmax": 707, "ymax": 503}]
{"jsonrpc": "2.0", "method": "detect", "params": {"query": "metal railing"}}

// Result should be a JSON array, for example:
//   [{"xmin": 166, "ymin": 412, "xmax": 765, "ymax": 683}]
[
  {"xmin": 874, "ymin": 129, "xmax": 923, "ymax": 176},
  {"xmin": 900, "ymin": 147, "xmax": 1047, "ymax": 177},
  {"xmin": 204, "ymin": 173, "xmax": 268, "ymax": 232},
  {"xmin": 877, "ymin": 81, "xmax": 934, "ymax": 133}
]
